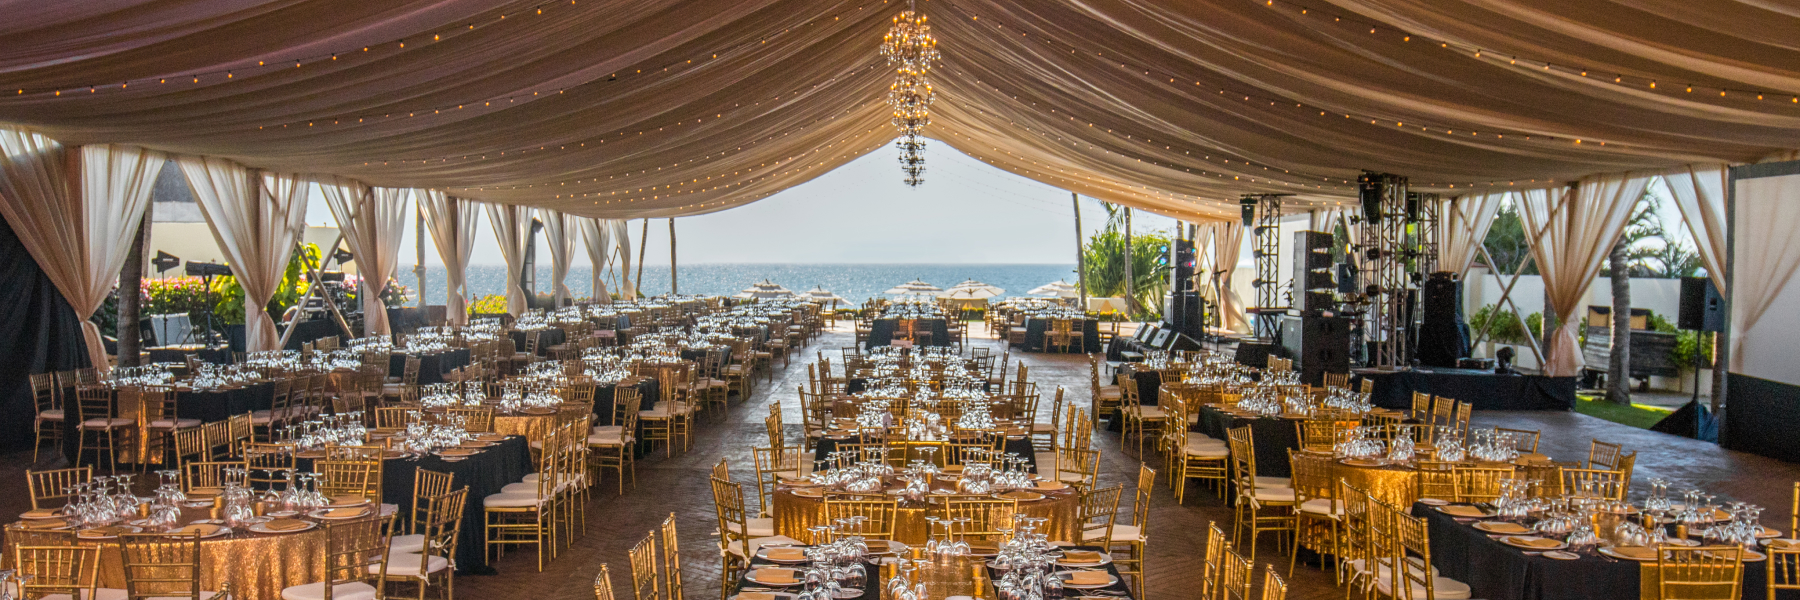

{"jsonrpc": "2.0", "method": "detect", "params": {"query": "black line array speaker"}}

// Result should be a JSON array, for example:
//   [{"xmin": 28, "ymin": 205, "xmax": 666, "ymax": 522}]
[
  {"xmin": 1294, "ymin": 230, "xmax": 1335, "ymax": 313},
  {"xmin": 1416, "ymin": 272, "xmax": 1469, "ymax": 368},
  {"xmin": 1678, "ymin": 277, "xmax": 1725, "ymax": 332},
  {"xmin": 1280, "ymin": 315, "xmax": 1350, "ymax": 386}
]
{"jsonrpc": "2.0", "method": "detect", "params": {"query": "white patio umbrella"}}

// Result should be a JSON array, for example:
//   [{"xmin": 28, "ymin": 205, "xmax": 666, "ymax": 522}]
[
  {"xmin": 939, "ymin": 288, "xmax": 998, "ymax": 300},
  {"xmin": 942, "ymin": 278, "xmax": 1004, "ymax": 298},
  {"xmin": 1028, "ymin": 279, "xmax": 1080, "ymax": 298},
  {"xmin": 734, "ymin": 279, "xmax": 795, "ymax": 299},
  {"xmin": 883, "ymin": 279, "xmax": 943, "ymax": 296},
  {"xmin": 799, "ymin": 286, "xmax": 848, "ymax": 305}
]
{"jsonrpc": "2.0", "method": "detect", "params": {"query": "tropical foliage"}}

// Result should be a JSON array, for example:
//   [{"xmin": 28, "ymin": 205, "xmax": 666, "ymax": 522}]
[{"xmin": 1078, "ymin": 202, "xmax": 1170, "ymax": 320}]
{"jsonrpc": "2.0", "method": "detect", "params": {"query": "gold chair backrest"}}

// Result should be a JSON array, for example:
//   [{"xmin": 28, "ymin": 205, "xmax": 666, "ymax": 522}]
[
  {"xmin": 411, "ymin": 468, "xmax": 456, "ymax": 533},
  {"xmin": 27, "ymin": 467, "xmax": 91, "ymax": 509},
  {"xmin": 1768, "ymin": 545, "xmax": 1800, "ymax": 599},
  {"xmin": 1389, "ymin": 508, "xmax": 1446, "ymax": 600},
  {"xmin": 447, "ymin": 407, "xmax": 496, "ymax": 432},
  {"xmin": 317, "ymin": 459, "xmax": 383, "ymax": 501},
  {"xmin": 594, "ymin": 564, "xmax": 618, "ymax": 600},
  {"xmin": 16, "ymin": 544, "xmax": 101, "ymax": 599},
  {"xmin": 182, "ymin": 461, "xmax": 247, "ymax": 493},
  {"xmin": 1495, "ymin": 427, "xmax": 1541, "ymax": 453},
  {"xmin": 1558, "ymin": 467, "xmax": 1628, "ymax": 501},
  {"xmin": 942, "ymin": 497, "xmax": 1018, "ymax": 544},
  {"xmin": 1588, "ymin": 439, "xmax": 1624, "ymax": 470},
  {"xmin": 1259, "ymin": 565, "xmax": 1288, "ymax": 600},
  {"xmin": 628, "ymin": 531, "xmax": 662, "ymax": 600},
  {"xmin": 660, "ymin": 513, "xmax": 684, "ymax": 600},
  {"xmin": 1656, "ymin": 546, "xmax": 1744, "ymax": 600},
  {"xmin": 1218, "ymin": 545, "xmax": 1254, "ymax": 600},
  {"xmin": 1201, "ymin": 521, "xmax": 1226, "ymax": 600},
  {"xmin": 120, "ymin": 532, "xmax": 208, "ymax": 600},
  {"xmin": 411, "ymin": 488, "xmax": 469, "ymax": 576},
  {"xmin": 1451, "ymin": 466, "xmax": 1513, "ymax": 503},
  {"xmin": 319, "ymin": 515, "xmax": 395, "ymax": 598},
  {"xmin": 824, "ymin": 496, "xmax": 900, "ymax": 540},
  {"xmin": 1075, "ymin": 485, "xmax": 1124, "ymax": 548}
]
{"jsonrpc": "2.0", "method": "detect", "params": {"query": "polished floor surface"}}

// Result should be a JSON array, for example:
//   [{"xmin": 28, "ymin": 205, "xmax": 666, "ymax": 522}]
[{"xmin": 4, "ymin": 321, "xmax": 1797, "ymax": 600}]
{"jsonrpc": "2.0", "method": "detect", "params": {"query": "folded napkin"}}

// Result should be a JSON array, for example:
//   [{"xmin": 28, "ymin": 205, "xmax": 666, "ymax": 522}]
[
  {"xmin": 1610, "ymin": 546, "xmax": 1658, "ymax": 560},
  {"xmin": 1475, "ymin": 521, "xmax": 1532, "ymax": 534},
  {"xmin": 755, "ymin": 569, "xmax": 798, "ymax": 584},
  {"xmin": 329, "ymin": 495, "xmax": 368, "ymax": 507},
  {"xmin": 264, "ymin": 518, "xmax": 310, "ymax": 531},
  {"xmin": 1066, "ymin": 571, "xmax": 1111, "ymax": 586},
  {"xmin": 1508, "ymin": 537, "xmax": 1563, "ymax": 549},
  {"xmin": 23, "ymin": 518, "xmax": 67, "ymax": 530},
  {"xmin": 1437, "ymin": 505, "xmax": 1488, "ymax": 518},
  {"xmin": 1769, "ymin": 539, "xmax": 1800, "ymax": 550},
  {"xmin": 969, "ymin": 541, "xmax": 999, "ymax": 553},
  {"xmin": 941, "ymin": 465, "xmax": 966, "ymax": 472},
  {"xmin": 765, "ymin": 548, "xmax": 807, "ymax": 561},
  {"xmin": 737, "ymin": 593, "xmax": 775, "ymax": 600},
  {"xmin": 323, "ymin": 507, "xmax": 368, "ymax": 519},
  {"xmin": 174, "ymin": 523, "xmax": 223, "ymax": 536},
  {"xmin": 21, "ymin": 508, "xmax": 58, "ymax": 519},
  {"xmin": 865, "ymin": 540, "xmax": 892, "ymax": 553},
  {"xmin": 1061, "ymin": 551, "xmax": 1104, "ymax": 564},
  {"xmin": 79, "ymin": 526, "xmax": 128, "ymax": 537}
]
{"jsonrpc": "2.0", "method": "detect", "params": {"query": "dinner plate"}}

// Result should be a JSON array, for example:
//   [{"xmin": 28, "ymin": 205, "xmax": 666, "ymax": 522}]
[
  {"xmin": 1542, "ymin": 551, "xmax": 1580, "ymax": 560},
  {"xmin": 308, "ymin": 507, "xmax": 373, "ymax": 520},
  {"xmin": 1500, "ymin": 536, "xmax": 1567, "ymax": 551},
  {"xmin": 729, "ymin": 593, "xmax": 795, "ymax": 600},
  {"xmin": 1599, "ymin": 546, "xmax": 1660, "ymax": 561},
  {"xmin": 745, "ymin": 569, "xmax": 803, "ymax": 587},
  {"xmin": 790, "ymin": 488, "xmax": 823, "ymax": 499},
  {"xmin": 994, "ymin": 491, "xmax": 1045, "ymax": 502},
  {"xmin": 1056, "ymin": 572, "xmax": 1120, "ymax": 590},
  {"xmin": 862, "ymin": 540, "xmax": 907, "ymax": 556},
  {"xmin": 1433, "ymin": 505, "xmax": 1492, "ymax": 518},
  {"xmin": 77, "ymin": 525, "xmax": 143, "ymax": 540},
  {"xmin": 1054, "ymin": 551, "xmax": 1113, "ymax": 568},
  {"xmin": 19, "ymin": 508, "xmax": 60, "ymax": 520},
  {"xmin": 1418, "ymin": 498, "xmax": 1450, "ymax": 506},
  {"xmin": 1339, "ymin": 458, "xmax": 1384, "ymax": 468},
  {"xmin": 169, "ymin": 523, "xmax": 232, "ymax": 539},
  {"xmin": 1472, "ymin": 521, "xmax": 1534, "ymax": 535},
  {"xmin": 250, "ymin": 520, "xmax": 317, "ymax": 534},
  {"xmin": 755, "ymin": 547, "xmax": 812, "ymax": 564}
]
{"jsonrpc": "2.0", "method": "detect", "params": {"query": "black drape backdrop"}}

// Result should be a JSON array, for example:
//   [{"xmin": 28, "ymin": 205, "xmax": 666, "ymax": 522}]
[{"xmin": 0, "ymin": 216, "xmax": 91, "ymax": 453}]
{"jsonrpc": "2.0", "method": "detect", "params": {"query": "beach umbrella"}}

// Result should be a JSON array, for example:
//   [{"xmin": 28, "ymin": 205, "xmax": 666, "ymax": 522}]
[
  {"xmin": 734, "ymin": 279, "xmax": 795, "ymax": 299},
  {"xmin": 939, "ymin": 288, "xmax": 998, "ymax": 300},
  {"xmin": 883, "ymin": 279, "xmax": 943, "ymax": 296},
  {"xmin": 942, "ymin": 278, "xmax": 1004, "ymax": 298},
  {"xmin": 799, "ymin": 286, "xmax": 848, "ymax": 305},
  {"xmin": 1028, "ymin": 279, "xmax": 1080, "ymax": 298}
]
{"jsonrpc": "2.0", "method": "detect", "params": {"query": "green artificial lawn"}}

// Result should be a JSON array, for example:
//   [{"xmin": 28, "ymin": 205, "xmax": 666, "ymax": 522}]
[{"xmin": 1574, "ymin": 395, "xmax": 1674, "ymax": 429}]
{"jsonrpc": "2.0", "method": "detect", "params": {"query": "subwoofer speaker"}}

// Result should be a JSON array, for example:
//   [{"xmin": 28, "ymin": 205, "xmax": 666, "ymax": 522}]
[{"xmin": 1678, "ymin": 277, "xmax": 1725, "ymax": 332}]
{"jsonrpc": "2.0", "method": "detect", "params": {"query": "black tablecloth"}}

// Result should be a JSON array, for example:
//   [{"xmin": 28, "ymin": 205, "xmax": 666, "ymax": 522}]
[
  {"xmin": 866, "ymin": 318, "xmax": 951, "ymax": 349},
  {"xmin": 596, "ymin": 378, "xmax": 659, "ymax": 457},
  {"xmin": 1414, "ymin": 503, "xmax": 1789, "ymax": 600},
  {"xmin": 1195, "ymin": 406, "xmax": 1299, "ymax": 478},
  {"xmin": 812, "ymin": 434, "xmax": 1038, "ymax": 474},
  {"xmin": 1353, "ymin": 368, "xmax": 1577, "ymax": 411},
  {"xmin": 297, "ymin": 436, "xmax": 532, "ymax": 573},
  {"xmin": 388, "ymin": 349, "xmax": 472, "ymax": 386},
  {"xmin": 59, "ymin": 382, "xmax": 278, "ymax": 464},
  {"xmin": 1018, "ymin": 318, "xmax": 1101, "ymax": 353}
]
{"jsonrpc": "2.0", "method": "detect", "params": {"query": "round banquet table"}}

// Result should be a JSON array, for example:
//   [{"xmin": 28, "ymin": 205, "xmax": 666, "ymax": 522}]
[
  {"xmin": 5, "ymin": 505, "xmax": 361, "ymax": 600},
  {"xmin": 771, "ymin": 482, "xmax": 1078, "ymax": 545},
  {"xmin": 1326, "ymin": 458, "xmax": 1563, "ymax": 508}
]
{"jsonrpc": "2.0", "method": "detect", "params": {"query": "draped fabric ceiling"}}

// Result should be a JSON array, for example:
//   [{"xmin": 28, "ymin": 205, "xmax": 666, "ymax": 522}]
[{"xmin": 1, "ymin": 0, "xmax": 1798, "ymax": 223}]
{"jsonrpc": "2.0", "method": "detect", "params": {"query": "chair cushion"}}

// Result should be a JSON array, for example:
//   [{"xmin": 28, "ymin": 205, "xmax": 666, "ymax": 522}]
[
  {"xmin": 389, "ymin": 534, "xmax": 426, "ymax": 554},
  {"xmin": 82, "ymin": 417, "xmax": 135, "ymax": 429},
  {"xmin": 1123, "ymin": 406, "xmax": 1166, "ymax": 419},
  {"xmin": 1252, "ymin": 476, "xmax": 1292, "ymax": 489},
  {"xmin": 1184, "ymin": 442, "xmax": 1230, "ymax": 458},
  {"xmin": 1095, "ymin": 387, "xmax": 1121, "ymax": 400},
  {"xmin": 1082, "ymin": 523, "xmax": 1143, "ymax": 543},
  {"xmin": 1298, "ymin": 498, "xmax": 1344, "ymax": 516},
  {"xmin": 502, "ymin": 481, "xmax": 570, "ymax": 494},
  {"xmin": 38, "ymin": 409, "xmax": 64, "ymax": 420},
  {"xmin": 482, "ymin": 491, "xmax": 549, "ymax": 508},
  {"xmin": 1249, "ymin": 486, "xmax": 1296, "ymax": 503},
  {"xmin": 149, "ymin": 418, "xmax": 203, "ymax": 429},
  {"xmin": 587, "ymin": 431, "xmax": 634, "ymax": 446},
  {"xmin": 1375, "ymin": 575, "xmax": 1471, "ymax": 599},
  {"xmin": 723, "ymin": 517, "xmax": 776, "ymax": 538},
  {"xmin": 43, "ymin": 590, "xmax": 130, "ymax": 600},
  {"xmin": 373, "ymin": 551, "xmax": 450, "ymax": 578},
  {"xmin": 725, "ymin": 535, "xmax": 804, "ymax": 558},
  {"xmin": 281, "ymin": 581, "xmax": 379, "ymax": 600}
]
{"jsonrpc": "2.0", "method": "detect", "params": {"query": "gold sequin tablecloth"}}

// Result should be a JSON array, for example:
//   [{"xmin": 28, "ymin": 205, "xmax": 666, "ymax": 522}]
[
  {"xmin": 772, "ymin": 485, "xmax": 1078, "ymax": 545},
  {"xmin": 1331, "ymin": 461, "xmax": 1421, "ymax": 507},
  {"xmin": 493, "ymin": 413, "xmax": 559, "ymax": 443},
  {"xmin": 5, "ymin": 523, "xmax": 331, "ymax": 600}
]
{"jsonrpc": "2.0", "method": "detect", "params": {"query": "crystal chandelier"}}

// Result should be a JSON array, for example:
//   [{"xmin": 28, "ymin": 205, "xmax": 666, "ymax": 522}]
[{"xmin": 882, "ymin": 1, "xmax": 937, "ymax": 186}]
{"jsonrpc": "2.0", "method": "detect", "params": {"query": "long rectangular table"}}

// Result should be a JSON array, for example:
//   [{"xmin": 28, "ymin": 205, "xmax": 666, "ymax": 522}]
[{"xmin": 1353, "ymin": 368, "xmax": 1576, "ymax": 411}]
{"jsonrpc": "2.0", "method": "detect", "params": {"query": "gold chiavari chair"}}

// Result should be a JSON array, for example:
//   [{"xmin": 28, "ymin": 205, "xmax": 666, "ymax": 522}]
[
  {"xmin": 1450, "ymin": 466, "xmax": 1513, "ymax": 504},
  {"xmin": 174, "ymin": 425, "xmax": 211, "ymax": 466},
  {"xmin": 589, "ymin": 391, "xmax": 641, "ymax": 495},
  {"xmin": 1030, "ymin": 386, "xmax": 1065, "ymax": 453},
  {"xmin": 77, "ymin": 384, "xmax": 133, "ymax": 472},
  {"xmin": 1089, "ymin": 354, "xmax": 1122, "ymax": 425},
  {"xmin": 1495, "ymin": 427, "xmax": 1541, "ymax": 453},
  {"xmin": 628, "ymin": 531, "xmax": 661, "ymax": 600},
  {"xmin": 1106, "ymin": 465, "xmax": 1155, "ymax": 593},
  {"xmin": 1227, "ymin": 426, "xmax": 1296, "ymax": 562},
  {"xmin": 324, "ymin": 445, "xmax": 387, "ymax": 461},
  {"xmin": 375, "ymin": 406, "xmax": 419, "ymax": 431},
  {"xmin": 1288, "ymin": 449, "xmax": 1341, "ymax": 577},
  {"xmin": 594, "ymin": 564, "xmax": 618, "ymax": 600},
  {"xmin": 1588, "ymin": 439, "xmax": 1624, "ymax": 470},
  {"xmin": 1073, "ymin": 484, "xmax": 1124, "ymax": 556},
  {"xmin": 1217, "ymin": 544, "xmax": 1254, "ymax": 600},
  {"xmin": 1768, "ymin": 539, "xmax": 1800, "ymax": 600},
  {"xmin": 279, "ymin": 514, "xmax": 395, "ymax": 600},
  {"xmin": 16, "ymin": 544, "xmax": 102, "ymax": 600},
  {"xmin": 1452, "ymin": 401, "xmax": 1471, "ymax": 437},
  {"xmin": 30, "ymin": 372, "xmax": 62, "ymax": 463},
  {"xmin": 764, "ymin": 408, "xmax": 784, "ymax": 448},
  {"xmin": 391, "ymin": 467, "xmax": 456, "ymax": 553},
  {"xmin": 824, "ymin": 496, "xmax": 899, "ymax": 541},
  {"xmin": 1558, "ymin": 467, "xmax": 1628, "ymax": 501},
  {"xmin": 1200, "ymin": 521, "xmax": 1227, "ymax": 600},
  {"xmin": 226, "ymin": 413, "xmax": 252, "ymax": 455},
  {"xmin": 660, "ymin": 514, "xmax": 686, "ymax": 600},
  {"xmin": 381, "ymin": 487, "xmax": 468, "ymax": 600},
  {"xmin": 486, "ymin": 425, "xmax": 561, "ymax": 571},
  {"xmin": 943, "ymin": 497, "xmax": 1018, "ymax": 548},
  {"xmin": 752, "ymin": 446, "xmax": 808, "ymax": 518},
  {"xmin": 27, "ymin": 466, "xmax": 91, "ymax": 509},
  {"xmin": 1297, "ymin": 418, "xmax": 1358, "ymax": 454},
  {"xmin": 243, "ymin": 442, "xmax": 295, "ymax": 489},
  {"xmin": 1410, "ymin": 392, "xmax": 1432, "ymax": 421},
  {"xmin": 1657, "ymin": 546, "xmax": 1744, "ymax": 600},
  {"xmin": 1383, "ymin": 507, "xmax": 1472, "ymax": 600},
  {"xmin": 1340, "ymin": 482, "xmax": 1378, "ymax": 595},
  {"xmin": 1322, "ymin": 372, "xmax": 1351, "ymax": 390},
  {"xmin": 709, "ymin": 476, "xmax": 793, "ymax": 595},
  {"xmin": 1170, "ymin": 411, "xmax": 1228, "ymax": 504},
  {"xmin": 182, "ymin": 461, "xmax": 247, "ymax": 494},
  {"xmin": 447, "ymin": 406, "xmax": 495, "ymax": 432},
  {"xmin": 121, "ymin": 532, "xmax": 227, "ymax": 600},
  {"xmin": 1055, "ymin": 447, "xmax": 1101, "ymax": 489},
  {"xmin": 317, "ymin": 459, "xmax": 383, "ymax": 502},
  {"xmin": 1260, "ymin": 565, "xmax": 1289, "ymax": 600}
]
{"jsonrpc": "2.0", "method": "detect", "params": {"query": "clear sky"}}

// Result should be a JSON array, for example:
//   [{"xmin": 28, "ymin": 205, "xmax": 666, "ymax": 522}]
[{"xmin": 303, "ymin": 142, "xmax": 1185, "ymax": 267}]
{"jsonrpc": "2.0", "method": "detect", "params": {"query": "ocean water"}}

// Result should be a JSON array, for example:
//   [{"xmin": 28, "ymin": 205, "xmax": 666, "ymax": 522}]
[{"xmin": 396, "ymin": 264, "xmax": 1078, "ymax": 305}]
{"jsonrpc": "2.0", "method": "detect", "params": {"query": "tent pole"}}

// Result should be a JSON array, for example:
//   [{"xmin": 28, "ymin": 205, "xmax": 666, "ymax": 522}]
[
  {"xmin": 1123, "ymin": 207, "xmax": 1136, "ymax": 317},
  {"xmin": 669, "ymin": 218, "xmax": 678, "ymax": 295},
  {"xmin": 1073, "ymin": 192, "xmax": 1088, "ymax": 311},
  {"xmin": 635, "ymin": 219, "xmax": 649, "ymax": 298}
]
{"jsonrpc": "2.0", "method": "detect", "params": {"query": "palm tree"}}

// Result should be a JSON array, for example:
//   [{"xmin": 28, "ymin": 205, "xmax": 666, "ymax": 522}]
[
  {"xmin": 1605, "ymin": 193, "xmax": 1665, "ymax": 405},
  {"xmin": 1080, "ymin": 203, "xmax": 1170, "ymax": 320}
]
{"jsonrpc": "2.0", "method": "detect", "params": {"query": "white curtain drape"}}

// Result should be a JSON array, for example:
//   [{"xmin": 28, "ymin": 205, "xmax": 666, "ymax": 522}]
[
  {"xmin": 1208, "ymin": 220, "xmax": 1248, "ymax": 333},
  {"xmin": 0, "ymin": 130, "xmax": 163, "ymax": 371},
  {"xmin": 487, "ymin": 203, "xmax": 533, "ymax": 315},
  {"xmin": 540, "ymin": 209, "xmax": 576, "ymax": 307},
  {"xmin": 1728, "ymin": 173, "xmax": 1800, "ymax": 372},
  {"xmin": 1660, "ymin": 165, "xmax": 1730, "ymax": 292},
  {"xmin": 610, "ymin": 219, "xmax": 636, "ymax": 300},
  {"xmin": 419, "ymin": 191, "xmax": 479, "ymax": 326},
  {"xmin": 579, "ymin": 217, "xmax": 614, "ymax": 302},
  {"xmin": 179, "ymin": 156, "xmax": 310, "ymax": 352},
  {"xmin": 1439, "ymin": 193, "xmax": 1506, "ymax": 277},
  {"xmin": 322, "ymin": 179, "xmax": 410, "ymax": 336},
  {"xmin": 1517, "ymin": 174, "xmax": 1653, "ymax": 377}
]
